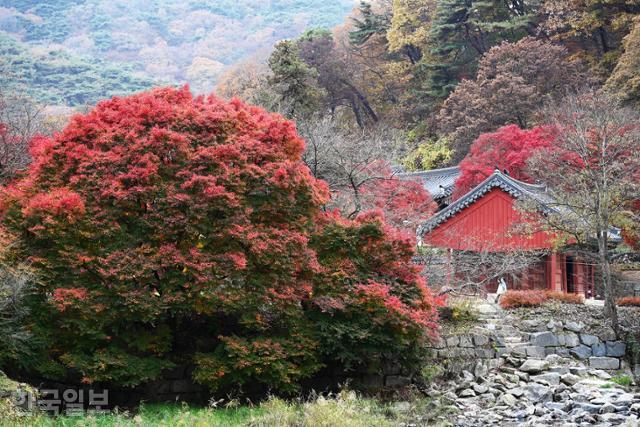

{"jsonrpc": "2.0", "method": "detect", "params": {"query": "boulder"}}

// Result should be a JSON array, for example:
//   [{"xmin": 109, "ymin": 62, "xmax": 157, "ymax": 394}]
[
  {"xmin": 580, "ymin": 334, "xmax": 599, "ymax": 346},
  {"xmin": 531, "ymin": 372, "xmax": 561, "ymax": 386},
  {"xmin": 591, "ymin": 342, "xmax": 606, "ymax": 357},
  {"xmin": 605, "ymin": 341, "xmax": 626, "ymax": 357},
  {"xmin": 561, "ymin": 373, "xmax": 581, "ymax": 386},
  {"xmin": 589, "ymin": 357, "xmax": 620, "ymax": 370},
  {"xmin": 569, "ymin": 345, "xmax": 592, "ymax": 360},
  {"xmin": 500, "ymin": 393, "xmax": 518, "ymax": 406},
  {"xmin": 523, "ymin": 383, "xmax": 552, "ymax": 403},
  {"xmin": 525, "ymin": 346, "xmax": 546, "ymax": 358},
  {"xmin": 565, "ymin": 321, "xmax": 584, "ymax": 333},
  {"xmin": 529, "ymin": 331, "xmax": 559, "ymax": 347},
  {"xmin": 519, "ymin": 359, "xmax": 550, "ymax": 373},
  {"xmin": 563, "ymin": 332, "xmax": 580, "ymax": 348}
]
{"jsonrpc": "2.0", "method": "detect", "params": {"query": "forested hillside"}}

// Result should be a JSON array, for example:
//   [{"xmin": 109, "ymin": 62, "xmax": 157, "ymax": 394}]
[
  {"xmin": 0, "ymin": 0, "xmax": 354, "ymax": 104},
  {"xmin": 218, "ymin": 0, "xmax": 640, "ymax": 168}
]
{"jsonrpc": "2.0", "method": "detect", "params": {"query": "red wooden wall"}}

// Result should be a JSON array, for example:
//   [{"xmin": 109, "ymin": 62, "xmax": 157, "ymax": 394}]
[{"xmin": 424, "ymin": 189, "xmax": 554, "ymax": 252}]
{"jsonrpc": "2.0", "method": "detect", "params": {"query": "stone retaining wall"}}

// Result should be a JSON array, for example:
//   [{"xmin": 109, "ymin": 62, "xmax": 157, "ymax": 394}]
[{"xmin": 428, "ymin": 319, "xmax": 629, "ymax": 373}]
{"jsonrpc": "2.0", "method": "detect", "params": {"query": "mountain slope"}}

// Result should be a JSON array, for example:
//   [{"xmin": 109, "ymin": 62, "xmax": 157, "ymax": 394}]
[{"xmin": 0, "ymin": 0, "xmax": 355, "ymax": 104}]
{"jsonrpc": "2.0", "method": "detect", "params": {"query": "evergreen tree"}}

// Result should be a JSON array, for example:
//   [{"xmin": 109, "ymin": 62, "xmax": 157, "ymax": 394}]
[
  {"xmin": 268, "ymin": 40, "xmax": 326, "ymax": 119},
  {"xmin": 349, "ymin": 1, "xmax": 391, "ymax": 46}
]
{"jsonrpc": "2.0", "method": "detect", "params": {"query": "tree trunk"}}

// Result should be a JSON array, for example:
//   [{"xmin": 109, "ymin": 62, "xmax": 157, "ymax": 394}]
[{"xmin": 598, "ymin": 231, "xmax": 619, "ymax": 334}]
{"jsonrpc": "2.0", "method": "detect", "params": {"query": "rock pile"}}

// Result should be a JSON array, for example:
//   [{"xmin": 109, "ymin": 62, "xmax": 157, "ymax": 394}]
[
  {"xmin": 435, "ymin": 355, "xmax": 640, "ymax": 426},
  {"xmin": 426, "ymin": 300, "xmax": 639, "ymax": 425}
]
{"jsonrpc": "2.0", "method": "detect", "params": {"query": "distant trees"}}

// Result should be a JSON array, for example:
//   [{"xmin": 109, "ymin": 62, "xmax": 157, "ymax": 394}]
[
  {"xmin": 529, "ymin": 92, "xmax": 640, "ymax": 332},
  {"xmin": 606, "ymin": 18, "xmax": 640, "ymax": 107},
  {"xmin": 541, "ymin": 0, "xmax": 640, "ymax": 74},
  {"xmin": 438, "ymin": 38, "xmax": 588, "ymax": 160},
  {"xmin": 268, "ymin": 30, "xmax": 379, "ymax": 128}
]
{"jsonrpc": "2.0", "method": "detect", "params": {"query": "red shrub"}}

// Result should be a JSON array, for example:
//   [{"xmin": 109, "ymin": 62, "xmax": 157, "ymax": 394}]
[
  {"xmin": 499, "ymin": 290, "xmax": 548, "ymax": 309},
  {"xmin": 546, "ymin": 291, "xmax": 584, "ymax": 304},
  {"xmin": 617, "ymin": 297, "xmax": 640, "ymax": 307}
]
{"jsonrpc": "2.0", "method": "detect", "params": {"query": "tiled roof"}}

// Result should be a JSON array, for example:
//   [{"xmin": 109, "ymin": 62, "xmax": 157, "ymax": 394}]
[
  {"xmin": 417, "ymin": 169, "xmax": 554, "ymax": 237},
  {"xmin": 416, "ymin": 169, "xmax": 623, "ymax": 243},
  {"xmin": 397, "ymin": 166, "xmax": 460, "ymax": 200}
]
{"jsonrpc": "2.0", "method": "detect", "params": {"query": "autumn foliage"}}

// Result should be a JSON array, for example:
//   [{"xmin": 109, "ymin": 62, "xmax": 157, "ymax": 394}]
[
  {"xmin": 617, "ymin": 297, "xmax": 640, "ymax": 307},
  {"xmin": 454, "ymin": 125, "xmax": 557, "ymax": 198},
  {"xmin": 0, "ymin": 87, "xmax": 437, "ymax": 392},
  {"xmin": 499, "ymin": 290, "xmax": 584, "ymax": 309},
  {"xmin": 499, "ymin": 290, "xmax": 548, "ymax": 309}
]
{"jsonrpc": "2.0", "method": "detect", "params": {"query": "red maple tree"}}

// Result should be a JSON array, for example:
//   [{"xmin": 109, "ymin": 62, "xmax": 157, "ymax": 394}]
[
  {"xmin": 1, "ymin": 86, "xmax": 438, "ymax": 392},
  {"xmin": 454, "ymin": 125, "xmax": 558, "ymax": 198}
]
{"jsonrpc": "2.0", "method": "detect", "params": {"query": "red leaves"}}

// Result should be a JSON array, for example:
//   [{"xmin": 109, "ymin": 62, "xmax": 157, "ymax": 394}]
[
  {"xmin": 23, "ymin": 188, "xmax": 85, "ymax": 223},
  {"xmin": 454, "ymin": 125, "xmax": 558, "ymax": 197},
  {"xmin": 52, "ymin": 287, "xmax": 88, "ymax": 312},
  {"xmin": 2, "ymin": 86, "xmax": 439, "ymax": 391},
  {"xmin": 359, "ymin": 164, "xmax": 437, "ymax": 231}
]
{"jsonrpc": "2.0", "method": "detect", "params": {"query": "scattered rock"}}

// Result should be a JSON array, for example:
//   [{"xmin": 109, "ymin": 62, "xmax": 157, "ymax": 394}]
[
  {"xmin": 560, "ymin": 373, "xmax": 581, "ymax": 386},
  {"xmin": 473, "ymin": 384, "xmax": 488, "ymax": 394},
  {"xmin": 590, "ymin": 370, "xmax": 612, "ymax": 380},
  {"xmin": 599, "ymin": 403, "xmax": 616, "ymax": 414},
  {"xmin": 500, "ymin": 393, "xmax": 517, "ymax": 407},
  {"xmin": 459, "ymin": 389, "xmax": 476, "ymax": 398},
  {"xmin": 522, "ymin": 383, "xmax": 552, "ymax": 403},
  {"xmin": 519, "ymin": 359, "xmax": 549, "ymax": 373},
  {"xmin": 531, "ymin": 372, "xmax": 561, "ymax": 386}
]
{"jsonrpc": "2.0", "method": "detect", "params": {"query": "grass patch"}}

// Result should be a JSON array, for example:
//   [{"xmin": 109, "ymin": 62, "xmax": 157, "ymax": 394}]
[
  {"xmin": 2, "ymin": 391, "xmax": 456, "ymax": 427},
  {"xmin": 4, "ymin": 403, "xmax": 262, "ymax": 427},
  {"xmin": 611, "ymin": 374, "xmax": 633, "ymax": 387}
]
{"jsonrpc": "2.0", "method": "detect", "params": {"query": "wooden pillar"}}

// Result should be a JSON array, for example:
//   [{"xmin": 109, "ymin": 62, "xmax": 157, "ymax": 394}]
[
  {"xmin": 445, "ymin": 249, "xmax": 452, "ymax": 288},
  {"xmin": 549, "ymin": 252, "xmax": 560, "ymax": 292}
]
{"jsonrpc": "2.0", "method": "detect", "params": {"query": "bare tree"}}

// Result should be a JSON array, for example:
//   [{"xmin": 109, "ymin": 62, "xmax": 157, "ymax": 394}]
[
  {"xmin": 298, "ymin": 116, "xmax": 403, "ymax": 218},
  {"xmin": 528, "ymin": 91, "xmax": 640, "ymax": 332},
  {"xmin": 417, "ymin": 231, "xmax": 546, "ymax": 297},
  {"xmin": 0, "ymin": 91, "xmax": 47, "ymax": 182}
]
